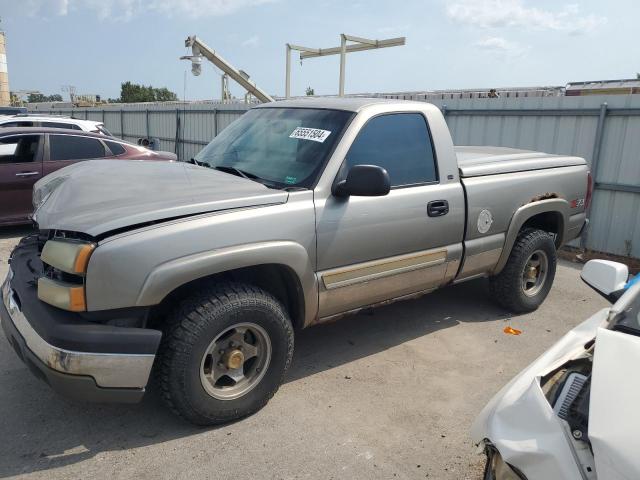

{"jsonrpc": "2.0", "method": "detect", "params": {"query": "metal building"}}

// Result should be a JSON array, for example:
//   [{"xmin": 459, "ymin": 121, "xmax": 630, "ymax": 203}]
[{"xmin": 566, "ymin": 79, "xmax": 640, "ymax": 96}]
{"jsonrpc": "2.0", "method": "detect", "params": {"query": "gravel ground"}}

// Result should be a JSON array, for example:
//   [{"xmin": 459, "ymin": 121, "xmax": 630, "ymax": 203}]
[{"xmin": 0, "ymin": 226, "xmax": 608, "ymax": 480}]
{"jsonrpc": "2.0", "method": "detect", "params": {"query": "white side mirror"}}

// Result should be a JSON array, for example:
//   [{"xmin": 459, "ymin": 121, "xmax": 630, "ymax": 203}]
[{"xmin": 581, "ymin": 260, "xmax": 628, "ymax": 297}]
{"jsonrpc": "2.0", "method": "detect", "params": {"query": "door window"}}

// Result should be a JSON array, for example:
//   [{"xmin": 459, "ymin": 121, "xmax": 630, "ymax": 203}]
[
  {"xmin": 49, "ymin": 135, "xmax": 106, "ymax": 161},
  {"xmin": 345, "ymin": 113, "xmax": 437, "ymax": 187},
  {"xmin": 0, "ymin": 135, "xmax": 41, "ymax": 164}
]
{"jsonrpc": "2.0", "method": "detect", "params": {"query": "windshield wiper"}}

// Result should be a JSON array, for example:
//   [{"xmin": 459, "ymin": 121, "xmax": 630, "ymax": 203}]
[
  {"xmin": 213, "ymin": 165, "xmax": 258, "ymax": 180},
  {"xmin": 209, "ymin": 165, "xmax": 282, "ymax": 190}
]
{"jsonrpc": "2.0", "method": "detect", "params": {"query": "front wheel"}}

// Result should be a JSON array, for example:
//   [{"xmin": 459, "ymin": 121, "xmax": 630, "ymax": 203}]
[
  {"xmin": 489, "ymin": 228, "xmax": 557, "ymax": 313},
  {"xmin": 157, "ymin": 282, "xmax": 294, "ymax": 426}
]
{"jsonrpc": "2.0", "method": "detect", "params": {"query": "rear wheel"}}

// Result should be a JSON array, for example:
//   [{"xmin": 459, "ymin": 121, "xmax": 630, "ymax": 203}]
[
  {"xmin": 489, "ymin": 228, "xmax": 557, "ymax": 313},
  {"xmin": 157, "ymin": 282, "xmax": 294, "ymax": 426}
]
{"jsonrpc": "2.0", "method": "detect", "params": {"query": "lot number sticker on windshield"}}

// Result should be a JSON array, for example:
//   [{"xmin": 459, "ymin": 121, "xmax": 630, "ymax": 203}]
[{"xmin": 289, "ymin": 127, "xmax": 332, "ymax": 143}]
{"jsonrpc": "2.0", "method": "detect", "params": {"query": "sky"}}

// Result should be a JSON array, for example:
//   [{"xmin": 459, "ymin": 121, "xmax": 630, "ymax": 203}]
[{"xmin": 1, "ymin": 0, "xmax": 638, "ymax": 101}]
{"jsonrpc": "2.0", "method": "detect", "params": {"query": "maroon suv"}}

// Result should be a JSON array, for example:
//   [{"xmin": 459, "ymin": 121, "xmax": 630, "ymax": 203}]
[{"xmin": 0, "ymin": 128, "xmax": 176, "ymax": 226}]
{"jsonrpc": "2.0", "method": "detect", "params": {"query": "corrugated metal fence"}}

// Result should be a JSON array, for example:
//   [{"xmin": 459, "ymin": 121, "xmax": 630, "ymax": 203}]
[{"xmin": 32, "ymin": 94, "xmax": 640, "ymax": 258}]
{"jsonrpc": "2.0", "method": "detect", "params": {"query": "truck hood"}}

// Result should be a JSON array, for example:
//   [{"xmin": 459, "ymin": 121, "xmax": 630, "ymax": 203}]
[{"xmin": 32, "ymin": 160, "xmax": 288, "ymax": 237}]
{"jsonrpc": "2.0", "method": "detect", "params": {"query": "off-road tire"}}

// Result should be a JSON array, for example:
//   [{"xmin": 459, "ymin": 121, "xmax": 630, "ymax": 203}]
[
  {"xmin": 157, "ymin": 282, "xmax": 294, "ymax": 426},
  {"xmin": 489, "ymin": 228, "xmax": 557, "ymax": 313}
]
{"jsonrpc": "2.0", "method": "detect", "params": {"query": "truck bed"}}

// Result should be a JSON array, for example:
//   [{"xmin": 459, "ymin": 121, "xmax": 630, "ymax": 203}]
[
  {"xmin": 455, "ymin": 145, "xmax": 589, "ymax": 281},
  {"xmin": 455, "ymin": 146, "xmax": 586, "ymax": 178}
]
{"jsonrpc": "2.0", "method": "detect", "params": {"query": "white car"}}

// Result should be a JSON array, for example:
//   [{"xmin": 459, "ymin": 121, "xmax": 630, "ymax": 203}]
[
  {"xmin": 472, "ymin": 259, "xmax": 640, "ymax": 480},
  {"xmin": 0, "ymin": 114, "xmax": 112, "ymax": 135}
]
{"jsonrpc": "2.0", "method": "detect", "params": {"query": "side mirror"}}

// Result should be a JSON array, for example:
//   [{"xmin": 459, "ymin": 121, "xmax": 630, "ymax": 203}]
[
  {"xmin": 581, "ymin": 259, "xmax": 629, "ymax": 303},
  {"xmin": 333, "ymin": 164, "xmax": 391, "ymax": 198}
]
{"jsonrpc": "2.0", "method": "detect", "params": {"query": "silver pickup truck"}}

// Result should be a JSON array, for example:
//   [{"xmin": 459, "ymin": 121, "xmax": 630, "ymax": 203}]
[{"xmin": 1, "ymin": 98, "xmax": 591, "ymax": 425}]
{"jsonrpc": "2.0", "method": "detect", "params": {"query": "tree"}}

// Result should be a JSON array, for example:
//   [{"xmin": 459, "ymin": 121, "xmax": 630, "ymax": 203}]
[
  {"xmin": 27, "ymin": 93, "xmax": 46, "ymax": 103},
  {"xmin": 305, "ymin": 86, "xmax": 315, "ymax": 96},
  {"xmin": 10, "ymin": 92, "xmax": 23, "ymax": 106},
  {"xmin": 154, "ymin": 87, "xmax": 178, "ymax": 102},
  {"xmin": 117, "ymin": 81, "xmax": 178, "ymax": 103},
  {"xmin": 26, "ymin": 93, "xmax": 63, "ymax": 103}
]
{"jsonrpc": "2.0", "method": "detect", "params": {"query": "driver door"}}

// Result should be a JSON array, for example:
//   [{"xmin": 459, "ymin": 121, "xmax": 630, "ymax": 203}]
[{"xmin": 315, "ymin": 113, "xmax": 464, "ymax": 318}]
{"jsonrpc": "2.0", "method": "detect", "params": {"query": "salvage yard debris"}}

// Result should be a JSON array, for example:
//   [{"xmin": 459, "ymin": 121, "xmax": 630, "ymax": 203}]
[{"xmin": 503, "ymin": 326, "xmax": 523, "ymax": 335}]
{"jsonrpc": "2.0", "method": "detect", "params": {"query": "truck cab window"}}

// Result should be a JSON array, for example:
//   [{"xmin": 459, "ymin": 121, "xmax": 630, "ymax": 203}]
[
  {"xmin": 345, "ymin": 113, "xmax": 437, "ymax": 187},
  {"xmin": 0, "ymin": 135, "xmax": 40, "ymax": 164}
]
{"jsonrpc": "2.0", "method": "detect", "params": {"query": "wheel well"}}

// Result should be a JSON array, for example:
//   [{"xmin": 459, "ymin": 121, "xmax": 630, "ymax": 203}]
[
  {"xmin": 521, "ymin": 211, "xmax": 564, "ymax": 247},
  {"xmin": 148, "ymin": 264, "xmax": 306, "ymax": 331}
]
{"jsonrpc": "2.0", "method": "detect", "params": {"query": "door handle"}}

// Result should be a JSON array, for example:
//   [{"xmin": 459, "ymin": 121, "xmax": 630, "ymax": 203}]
[
  {"xmin": 15, "ymin": 172, "xmax": 39, "ymax": 177},
  {"xmin": 427, "ymin": 200, "xmax": 449, "ymax": 217}
]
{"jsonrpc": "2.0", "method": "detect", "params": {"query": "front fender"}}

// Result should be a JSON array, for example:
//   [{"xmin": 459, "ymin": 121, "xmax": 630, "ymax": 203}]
[
  {"xmin": 85, "ymin": 197, "xmax": 318, "ymax": 316},
  {"xmin": 135, "ymin": 240, "xmax": 317, "ymax": 318}
]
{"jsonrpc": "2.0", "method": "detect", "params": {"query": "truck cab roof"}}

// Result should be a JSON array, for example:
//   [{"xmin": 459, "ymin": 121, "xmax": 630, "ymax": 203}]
[{"xmin": 256, "ymin": 97, "xmax": 425, "ymax": 113}]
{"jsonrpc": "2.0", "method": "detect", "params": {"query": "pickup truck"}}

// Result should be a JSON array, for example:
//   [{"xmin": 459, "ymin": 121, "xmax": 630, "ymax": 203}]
[{"xmin": 1, "ymin": 98, "xmax": 591, "ymax": 425}]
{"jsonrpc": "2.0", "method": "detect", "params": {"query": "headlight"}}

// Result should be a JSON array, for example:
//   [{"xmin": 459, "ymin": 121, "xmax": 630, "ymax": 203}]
[
  {"xmin": 37, "ymin": 277, "xmax": 86, "ymax": 312},
  {"xmin": 38, "ymin": 239, "xmax": 95, "ymax": 312},
  {"xmin": 41, "ymin": 239, "xmax": 96, "ymax": 275}
]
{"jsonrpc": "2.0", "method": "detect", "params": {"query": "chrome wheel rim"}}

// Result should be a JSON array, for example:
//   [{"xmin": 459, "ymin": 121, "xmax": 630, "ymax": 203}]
[
  {"xmin": 200, "ymin": 322, "xmax": 272, "ymax": 400},
  {"xmin": 521, "ymin": 250, "xmax": 549, "ymax": 297}
]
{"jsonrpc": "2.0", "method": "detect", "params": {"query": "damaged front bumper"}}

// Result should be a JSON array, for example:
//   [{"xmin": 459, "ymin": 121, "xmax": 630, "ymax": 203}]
[
  {"xmin": 1, "ymin": 238, "xmax": 161, "ymax": 403},
  {"xmin": 482, "ymin": 444, "xmax": 528, "ymax": 480},
  {"xmin": 471, "ymin": 310, "xmax": 609, "ymax": 480}
]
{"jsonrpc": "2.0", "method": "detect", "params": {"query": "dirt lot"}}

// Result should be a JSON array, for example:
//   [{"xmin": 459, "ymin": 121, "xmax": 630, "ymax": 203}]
[{"xmin": 0, "ymin": 226, "xmax": 608, "ymax": 480}]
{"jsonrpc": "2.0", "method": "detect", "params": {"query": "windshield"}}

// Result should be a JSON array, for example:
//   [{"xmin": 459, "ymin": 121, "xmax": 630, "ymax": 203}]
[
  {"xmin": 98, "ymin": 125, "xmax": 113, "ymax": 136},
  {"xmin": 610, "ymin": 279, "xmax": 640, "ymax": 336},
  {"xmin": 194, "ymin": 107, "xmax": 353, "ymax": 188},
  {"xmin": 92, "ymin": 125, "xmax": 113, "ymax": 136}
]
